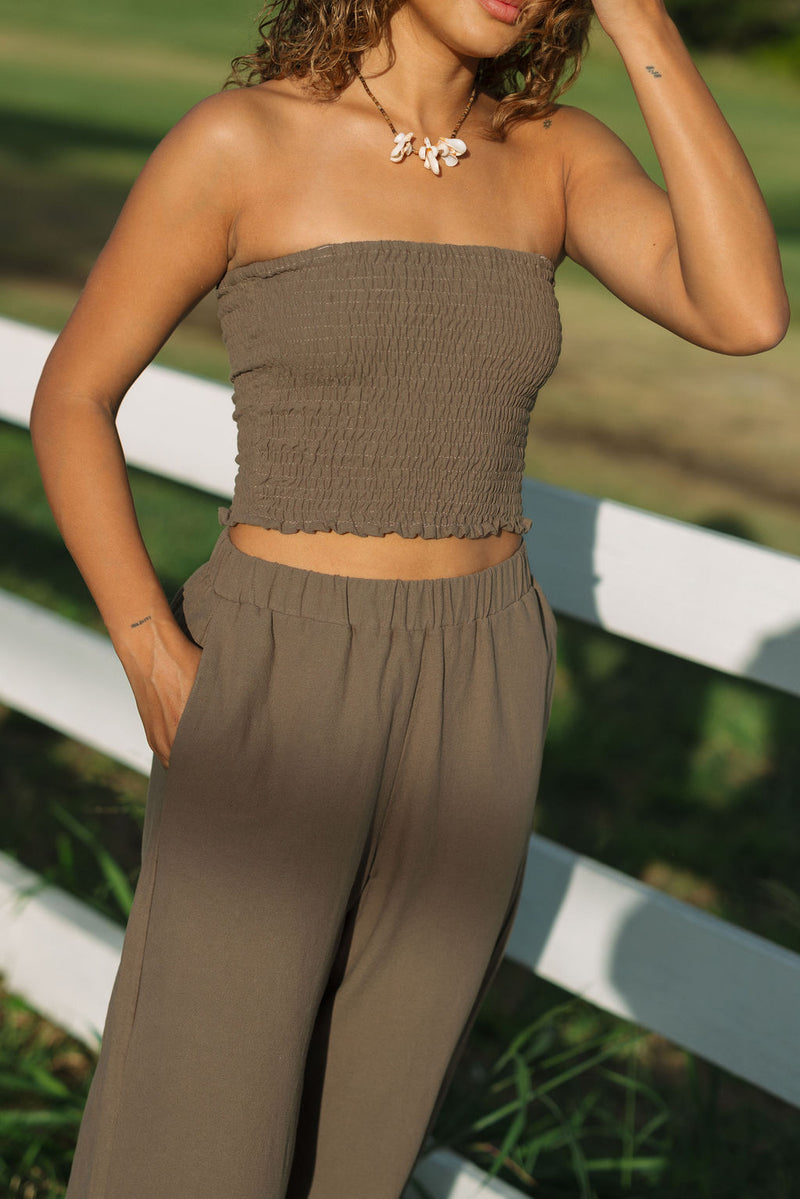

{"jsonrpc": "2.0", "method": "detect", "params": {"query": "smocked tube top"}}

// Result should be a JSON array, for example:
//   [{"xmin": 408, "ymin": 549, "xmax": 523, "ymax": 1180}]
[{"xmin": 215, "ymin": 240, "xmax": 562, "ymax": 539}]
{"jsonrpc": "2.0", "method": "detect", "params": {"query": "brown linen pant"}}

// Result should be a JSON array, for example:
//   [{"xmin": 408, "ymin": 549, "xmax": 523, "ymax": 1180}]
[{"xmin": 67, "ymin": 527, "xmax": 557, "ymax": 1199}]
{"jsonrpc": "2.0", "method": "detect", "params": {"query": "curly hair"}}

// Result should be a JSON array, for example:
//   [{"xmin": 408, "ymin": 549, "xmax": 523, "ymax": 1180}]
[{"xmin": 226, "ymin": 0, "xmax": 595, "ymax": 139}]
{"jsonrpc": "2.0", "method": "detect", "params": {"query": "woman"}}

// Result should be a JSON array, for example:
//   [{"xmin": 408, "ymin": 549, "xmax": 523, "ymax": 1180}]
[{"xmin": 32, "ymin": 0, "xmax": 788, "ymax": 1195}]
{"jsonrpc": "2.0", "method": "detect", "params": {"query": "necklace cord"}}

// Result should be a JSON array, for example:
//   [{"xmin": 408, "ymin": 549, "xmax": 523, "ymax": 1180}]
[{"xmin": 354, "ymin": 65, "xmax": 479, "ymax": 141}]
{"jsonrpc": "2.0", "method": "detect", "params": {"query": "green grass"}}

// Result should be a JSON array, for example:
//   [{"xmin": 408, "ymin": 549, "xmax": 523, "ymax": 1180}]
[
  {"xmin": 0, "ymin": 987, "xmax": 92, "ymax": 1198},
  {"xmin": 0, "ymin": 0, "xmax": 258, "ymax": 62},
  {"xmin": 442, "ymin": 967, "xmax": 800, "ymax": 1198}
]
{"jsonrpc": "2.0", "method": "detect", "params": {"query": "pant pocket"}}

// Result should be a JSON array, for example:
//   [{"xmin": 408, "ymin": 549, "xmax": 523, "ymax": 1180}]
[
  {"xmin": 525, "ymin": 577, "xmax": 558, "ymax": 727},
  {"xmin": 168, "ymin": 562, "xmax": 214, "ymax": 646},
  {"xmin": 531, "ymin": 576, "xmax": 558, "ymax": 662},
  {"xmin": 167, "ymin": 568, "xmax": 223, "ymax": 770}
]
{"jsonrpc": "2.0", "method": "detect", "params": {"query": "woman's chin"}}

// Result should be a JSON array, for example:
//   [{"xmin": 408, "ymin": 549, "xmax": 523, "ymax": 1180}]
[{"xmin": 402, "ymin": 0, "xmax": 530, "ymax": 59}]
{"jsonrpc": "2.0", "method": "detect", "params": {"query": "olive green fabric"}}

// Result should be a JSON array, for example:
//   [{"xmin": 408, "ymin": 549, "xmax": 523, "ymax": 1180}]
[
  {"xmin": 67, "ymin": 529, "xmax": 557, "ymax": 1199},
  {"xmin": 216, "ymin": 240, "xmax": 562, "ymax": 539}
]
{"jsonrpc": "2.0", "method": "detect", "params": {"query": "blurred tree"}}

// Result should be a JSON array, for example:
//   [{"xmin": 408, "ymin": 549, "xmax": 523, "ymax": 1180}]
[{"xmin": 667, "ymin": 0, "xmax": 800, "ymax": 50}]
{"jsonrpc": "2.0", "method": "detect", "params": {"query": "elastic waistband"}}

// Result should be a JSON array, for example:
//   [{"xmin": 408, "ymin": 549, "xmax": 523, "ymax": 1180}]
[{"xmin": 204, "ymin": 528, "xmax": 533, "ymax": 631}]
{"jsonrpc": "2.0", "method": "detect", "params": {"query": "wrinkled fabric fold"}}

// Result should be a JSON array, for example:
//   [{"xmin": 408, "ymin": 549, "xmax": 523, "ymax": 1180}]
[{"xmin": 215, "ymin": 241, "xmax": 561, "ymax": 540}]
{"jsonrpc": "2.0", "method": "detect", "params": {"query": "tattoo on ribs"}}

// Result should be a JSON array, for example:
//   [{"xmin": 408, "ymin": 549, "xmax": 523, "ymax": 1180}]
[
  {"xmin": 645, "ymin": 65, "xmax": 663, "ymax": 78},
  {"xmin": 130, "ymin": 615, "xmax": 152, "ymax": 628}
]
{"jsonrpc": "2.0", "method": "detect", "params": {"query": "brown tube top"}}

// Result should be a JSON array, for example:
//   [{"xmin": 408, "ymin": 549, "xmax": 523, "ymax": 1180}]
[{"xmin": 215, "ymin": 240, "xmax": 561, "ymax": 539}]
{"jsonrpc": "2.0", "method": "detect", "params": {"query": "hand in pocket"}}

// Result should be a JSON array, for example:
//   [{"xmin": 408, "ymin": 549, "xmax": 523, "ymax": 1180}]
[{"xmin": 119, "ymin": 621, "xmax": 204, "ymax": 769}]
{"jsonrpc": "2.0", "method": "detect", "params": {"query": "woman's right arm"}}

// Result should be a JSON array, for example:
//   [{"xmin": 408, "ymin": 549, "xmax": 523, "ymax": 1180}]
[{"xmin": 30, "ymin": 90, "xmax": 253, "ymax": 767}]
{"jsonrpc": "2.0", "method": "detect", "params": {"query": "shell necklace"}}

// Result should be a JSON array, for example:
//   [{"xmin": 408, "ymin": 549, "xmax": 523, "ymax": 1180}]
[{"xmin": 354, "ymin": 66, "xmax": 479, "ymax": 176}]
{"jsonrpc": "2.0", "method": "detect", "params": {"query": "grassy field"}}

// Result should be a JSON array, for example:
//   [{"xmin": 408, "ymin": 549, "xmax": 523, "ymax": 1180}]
[{"xmin": 1, "ymin": 5, "xmax": 799, "ymax": 1195}]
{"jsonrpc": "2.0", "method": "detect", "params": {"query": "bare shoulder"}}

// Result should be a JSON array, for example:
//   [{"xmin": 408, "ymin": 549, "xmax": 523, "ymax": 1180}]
[
  {"xmin": 155, "ymin": 86, "xmax": 274, "ymax": 168},
  {"xmin": 540, "ymin": 103, "xmax": 643, "ymax": 174},
  {"xmin": 171, "ymin": 78, "xmax": 333, "ymax": 160},
  {"xmin": 499, "ymin": 102, "xmax": 622, "ymax": 178},
  {"xmin": 535, "ymin": 103, "xmax": 628, "ymax": 150}
]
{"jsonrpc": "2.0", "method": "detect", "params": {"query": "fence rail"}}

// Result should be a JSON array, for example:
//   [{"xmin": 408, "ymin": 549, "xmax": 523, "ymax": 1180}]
[
  {"xmin": 1, "ymin": 315, "xmax": 799, "ymax": 1196},
  {"xmin": 4, "ymin": 317, "xmax": 798, "ymax": 697}
]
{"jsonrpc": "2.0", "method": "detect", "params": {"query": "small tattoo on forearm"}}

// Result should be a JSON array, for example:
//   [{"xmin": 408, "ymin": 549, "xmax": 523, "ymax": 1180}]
[
  {"xmin": 645, "ymin": 65, "xmax": 663, "ymax": 78},
  {"xmin": 130, "ymin": 615, "xmax": 152, "ymax": 628}
]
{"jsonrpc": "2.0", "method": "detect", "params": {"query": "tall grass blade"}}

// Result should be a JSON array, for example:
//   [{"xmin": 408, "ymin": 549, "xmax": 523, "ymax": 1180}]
[
  {"xmin": 49, "ymin": 801, "xmax": 133, "ymax": 919},
  {"xmin": 481, "ymin": 1051, "xmax": 532, "ymax": 1182},
  {"xmin": 537, "ymin": 1091, "xmax": 595, "ymax": 1199},
  {"xmin": 0, "ymin": 1109, "xmax": 83, "ymax": 1131}
]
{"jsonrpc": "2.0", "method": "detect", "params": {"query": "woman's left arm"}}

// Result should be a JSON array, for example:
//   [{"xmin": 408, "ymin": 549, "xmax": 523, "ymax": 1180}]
[{"xmin": 560, "ymin": 0, "xmax": 791, "ymax": 354}]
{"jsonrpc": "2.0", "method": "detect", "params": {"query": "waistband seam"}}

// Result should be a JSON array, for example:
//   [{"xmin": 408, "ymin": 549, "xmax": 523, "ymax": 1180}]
[
  {"xmin": 207, "ymin": 578, "xmax": 534, "ymax": 630},
  {"xmin": 204, "ymin": 528, "xmax": 533, "ymax": 630}
]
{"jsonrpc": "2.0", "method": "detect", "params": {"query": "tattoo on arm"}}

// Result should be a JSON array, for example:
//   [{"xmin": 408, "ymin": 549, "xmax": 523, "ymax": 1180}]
[
  {"xmin": 130, "ymin": 615, "xmax": 152, "ymax": 628},
  {"xmin": 645, "ymin": 65, "xmax": 663, "ymax": 78}
]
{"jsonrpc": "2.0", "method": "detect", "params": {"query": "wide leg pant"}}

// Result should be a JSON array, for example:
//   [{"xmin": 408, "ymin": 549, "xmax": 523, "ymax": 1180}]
[{"xmin": 67, "ymin": 528, "xmax": 558, "ymax": 1199}]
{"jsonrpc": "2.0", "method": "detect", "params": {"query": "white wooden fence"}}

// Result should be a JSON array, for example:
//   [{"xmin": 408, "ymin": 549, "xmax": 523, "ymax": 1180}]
[{"xmin": 1, "ymin": 314, "xmax": 799, "ymax": 1196}]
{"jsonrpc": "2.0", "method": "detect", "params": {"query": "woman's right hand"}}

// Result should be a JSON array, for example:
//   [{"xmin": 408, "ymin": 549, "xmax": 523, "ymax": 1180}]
[{"xmin": 116, "ymin": 618, "xmax": 204, "ymax": 770}]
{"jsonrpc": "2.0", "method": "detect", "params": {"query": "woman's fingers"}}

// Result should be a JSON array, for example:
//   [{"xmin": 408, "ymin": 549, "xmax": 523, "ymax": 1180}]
[{"xmin": 126, "ymin": 636, "xmax": 203, "ymax": 769}]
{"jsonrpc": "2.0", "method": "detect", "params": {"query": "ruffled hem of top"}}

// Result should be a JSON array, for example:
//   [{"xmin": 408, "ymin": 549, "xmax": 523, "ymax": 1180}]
[{"xmin": 218, "ymin": 506, "xmax": 531, "ymax": 539}]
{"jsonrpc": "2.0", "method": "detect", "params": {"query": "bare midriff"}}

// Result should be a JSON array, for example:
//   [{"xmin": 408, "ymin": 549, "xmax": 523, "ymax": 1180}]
[{"xmin": 228, "ymin": 523, "xmax": 522, "ymax": 580}]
